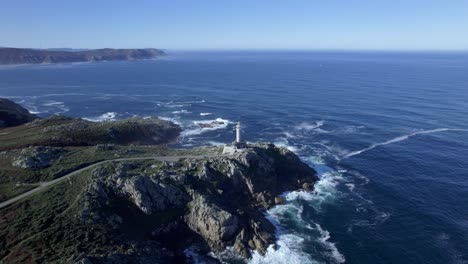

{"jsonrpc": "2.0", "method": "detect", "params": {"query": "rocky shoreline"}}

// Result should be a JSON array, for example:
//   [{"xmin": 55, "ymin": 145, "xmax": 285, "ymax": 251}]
[
  {"xmin": 0, "ymin": 99, "xmax": 319, "ymax": 263},
  {"xmin": 74, "ymin": 143, "xmax": 318, "ymax": 263}
]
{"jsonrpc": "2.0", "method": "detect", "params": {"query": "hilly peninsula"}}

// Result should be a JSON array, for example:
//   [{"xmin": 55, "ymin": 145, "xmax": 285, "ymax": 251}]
[
  {"xmin": 0, "ymin": 99, "xmax": 318, "ymax": 263},
  {"xmin": 0, "ymin": 48, "xmax": 166, "ymax": 65}
]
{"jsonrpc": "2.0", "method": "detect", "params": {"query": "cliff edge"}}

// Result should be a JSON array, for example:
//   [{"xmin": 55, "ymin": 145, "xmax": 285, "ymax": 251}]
[
  {"xmin": 75, "ymin": 143, "xmax": 318, "ymax": 262},
  {"xmin": 0, "ymin": 98, "xmax": 37, "ymax": 127}
]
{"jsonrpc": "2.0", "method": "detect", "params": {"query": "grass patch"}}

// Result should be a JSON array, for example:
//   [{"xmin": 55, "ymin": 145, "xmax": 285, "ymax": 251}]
[
  {"xmin": 0, "ymin": 183, "xmax": 39, "ymax": 202},
  {"xmin": 0, "ymin": 116, "xmax": 181, "ymax": 151},
  {"xmin": 0, "ymin": 167, "xmax": 116, "ymax": 263}
]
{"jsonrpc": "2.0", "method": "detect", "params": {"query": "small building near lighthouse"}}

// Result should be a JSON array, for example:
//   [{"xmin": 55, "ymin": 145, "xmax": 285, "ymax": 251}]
[{"xmin": 223, "ymin": 122, "xmax": 247, "ymax": 154}]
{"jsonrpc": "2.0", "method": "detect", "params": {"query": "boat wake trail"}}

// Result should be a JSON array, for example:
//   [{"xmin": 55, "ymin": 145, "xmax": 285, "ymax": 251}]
[{"xmin": 342, "ymin": 128, "xmax": 468, "ymax": 159}]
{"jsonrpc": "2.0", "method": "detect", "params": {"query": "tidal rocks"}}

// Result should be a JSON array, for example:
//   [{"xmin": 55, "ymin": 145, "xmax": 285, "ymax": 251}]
[
  {"xmin": 302, "ymin": 182, "xmax": 315, "ymax": 192},
  {"xmin": 196, "ymin": 121, "xmax": 225, "ymax": 128},
  {"xmin": 274, "ymin": 196, "xmax": 286, "ymax": 205},
  {"xmin": 12, "ymin": 146, "xmax": 64, "ymax": 169}
]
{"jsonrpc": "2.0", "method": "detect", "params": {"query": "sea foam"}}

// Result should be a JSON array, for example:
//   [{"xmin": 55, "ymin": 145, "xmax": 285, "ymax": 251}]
[
  {"xmin": 249, "ymin": 166, "xmax": 347, "ymax": 264},
  {"xmin": 83, "ymin": 112, "xmax": 117, "ymax": 122},
  {"xmin": 182, "ymin": 118, "xmax": 231, "ymax": 136},
  {"xmin": 294, "ymin": 120, "xmax": 324, "ymax": 131}
]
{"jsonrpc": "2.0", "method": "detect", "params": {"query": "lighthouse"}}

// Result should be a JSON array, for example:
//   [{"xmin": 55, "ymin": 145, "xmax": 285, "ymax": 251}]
[
  {"xmin": 236, "ymin": 122, "xmax": 241, "ymax": 143},
  {"xmin": 223, "ymin": 121, "xmax": 247, "ymax": 154},
  {"xmin": 233, "ymin": 121, "xmax": 247, "ymax": 149}
]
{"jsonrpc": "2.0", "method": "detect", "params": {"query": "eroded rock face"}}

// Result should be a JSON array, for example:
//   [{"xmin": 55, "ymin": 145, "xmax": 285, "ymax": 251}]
[
  {"xmin": 79, "ymin": 163, "xmax": 190, "ymax": 225},
  {"xmin": 122, "ymin": 175, "xmax": 189, "ymax": 214},
  {"xmin": 181, "ymin": 143, "xmax": 317, "ymax": 257},
  {"xmin": 12, "ymin": 146, "xmax": 64, "ymax": 169},
  {"xmin": 195, "ymin": 143, "xmax": 318, "ymax": 209},
  {"xmin": 77, "ymin": 143, "xmax": 318, "ymax": 261},
  {"xmin": 185, "ymin": 195, "xmax": 240, "ymax": 250}
]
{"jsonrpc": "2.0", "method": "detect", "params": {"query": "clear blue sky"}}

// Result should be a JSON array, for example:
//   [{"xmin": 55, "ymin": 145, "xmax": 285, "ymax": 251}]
[{"xmin": 1, "ymin": 0, "xmax": 467, "ymax": 50}]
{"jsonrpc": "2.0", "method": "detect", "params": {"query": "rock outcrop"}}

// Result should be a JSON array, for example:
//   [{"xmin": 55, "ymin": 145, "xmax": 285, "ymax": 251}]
[
  {"xmin": 12, "ymin": 146, "xmax": 64, "ymax": 169},
  {"xmin": 0, "ymin": 98, "xmax": 37, "ymax": 127},
  {"xmin": 77, "ymin": 143, "xmax": 318, "ymax": 261},
  {"xmin": 185, "ymin": 194, "xmax": 240, "ymax": 249},
  {"xmin": 80, "ymin": 163, "xmax": 190, "ymax": 225}
]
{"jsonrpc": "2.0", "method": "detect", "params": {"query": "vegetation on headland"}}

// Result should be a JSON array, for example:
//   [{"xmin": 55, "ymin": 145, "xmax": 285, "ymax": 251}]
[
  {"xmin": 0, "ymin": 115, "xmax": 181, "ymax": 151},
  {"xmin": 0, "ymin": 99, "xmax": 318, "ymax": 263}
]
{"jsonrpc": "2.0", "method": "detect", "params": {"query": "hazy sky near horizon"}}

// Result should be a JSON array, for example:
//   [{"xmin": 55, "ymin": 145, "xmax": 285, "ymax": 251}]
[{"xmin": 1, "ymin": 0, "xmax": 468, "ymax": 50}]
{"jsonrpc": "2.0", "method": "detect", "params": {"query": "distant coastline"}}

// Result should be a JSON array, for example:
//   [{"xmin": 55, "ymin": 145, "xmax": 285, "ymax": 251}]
[{"xmin": 0, "ymin": 47, "xmax": 166, "ymax": 65}]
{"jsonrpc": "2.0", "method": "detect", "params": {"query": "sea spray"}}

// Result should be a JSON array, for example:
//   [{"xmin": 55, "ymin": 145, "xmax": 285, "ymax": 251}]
[
  {"xmin": 182, "ymin": 117, "xmax": 231, "ymax": 136},
  {"xmin": 247, "ymin": 167, "xmax": 347, "ymax": 264},
  {"xmin": 83, "ymin": 112, "xmax": 117, "ymax": 122}
]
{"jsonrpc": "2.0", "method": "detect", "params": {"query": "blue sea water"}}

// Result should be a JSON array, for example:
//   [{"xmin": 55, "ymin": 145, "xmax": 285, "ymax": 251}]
[{"xmin": 1, "ymin": 51, "xmax": 468, "ymax": 264}]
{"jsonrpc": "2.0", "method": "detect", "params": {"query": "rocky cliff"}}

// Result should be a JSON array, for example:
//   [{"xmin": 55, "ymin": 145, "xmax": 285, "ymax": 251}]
[
  {"xmin": 0, "ymin": 98, "xmax": 37, "ymax": 127},
  {"xmin": 0, "ymin": 48, "xmax": 166, "ymax": 65},
  {"xmin": 76, "ymin": 143, "xmax": 318, "ymax": 262}
]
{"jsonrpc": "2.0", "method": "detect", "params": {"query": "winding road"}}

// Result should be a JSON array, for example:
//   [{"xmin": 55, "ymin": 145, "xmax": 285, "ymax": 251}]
[{"xmin": 0, "ymin": 154, "xmax": 220, "ymax": 210}]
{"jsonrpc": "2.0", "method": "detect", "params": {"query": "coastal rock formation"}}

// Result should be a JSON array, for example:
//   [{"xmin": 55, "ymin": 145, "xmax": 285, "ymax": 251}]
[
  {"xmin": 182, "ymin": 143, "xmax": 317, "ymax": 257},
  {"xmin": 12, "ymin": 146, "xmax": 64, "ymax": 169},
  {"xmin": 185, "ymin": 194, "xmax": 240, "ymax": 248},
  {"xmin": 80, "ymin": 163, "xmax": 190, "ymax": 225},
  {"xmin": 77, "ymin": 143, "xmax": 318, "ymax": 261},
  {"xmin": 0, "ymin": 47, "xmax": 166, "ymax": 65},
  {"xmin": 0, "ymin": 98, "xmax": 37, "ymax": 127},
  {"xmin": 196, "ymin": 120, "xmax": 227, "ymax": 129}
]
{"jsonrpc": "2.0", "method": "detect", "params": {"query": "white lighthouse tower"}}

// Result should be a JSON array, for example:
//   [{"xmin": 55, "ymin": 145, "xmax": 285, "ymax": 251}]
[
  {"xmin": 236, "ymin": 122, "xmax": 241, "ymax": 143},
  {"xmin": 223, "ymin": 121, "xmax": 247, "ymax": 154},
  {"xmin": 233, "ymin": 121, "xmax": 247, "ymax": 149}
]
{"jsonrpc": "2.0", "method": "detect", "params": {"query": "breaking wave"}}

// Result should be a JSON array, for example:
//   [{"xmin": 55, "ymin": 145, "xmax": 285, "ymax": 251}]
[
  {"xmin": 294, "ymin": 120, "xmax": 324, "ymax": 131},
  {"xmin": 83, "ymin": 112, "xmax": 117, "ymax": 122},
  {"xmin": 182, "ymin": 118, "xmax": 231, "ymax": 136},
  {"xmin": 41, "ymin": 100, "xmax": 70, "ymax": 113},
  {"xmin": 249, "ymin": 233, "xmax": 313, "ymax": 264},
  {"xmin": 172, "ymin": 109, "xmax": 191, "ymax": 114},
  {"xmin": 249, "ymin": 165, "xmax": 346, "ymax": 264}
]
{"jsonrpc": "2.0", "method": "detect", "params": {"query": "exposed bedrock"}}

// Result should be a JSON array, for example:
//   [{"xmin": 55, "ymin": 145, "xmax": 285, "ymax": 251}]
[{"xmin": 77, "ymin": 143, "xmax": 318, "ymax": 260}]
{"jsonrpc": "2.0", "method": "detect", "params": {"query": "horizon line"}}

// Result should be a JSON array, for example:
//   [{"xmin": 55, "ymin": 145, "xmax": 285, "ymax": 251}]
[{"xmin": 2, "ymin": 46, "xmax": 468, "ymax": 53}]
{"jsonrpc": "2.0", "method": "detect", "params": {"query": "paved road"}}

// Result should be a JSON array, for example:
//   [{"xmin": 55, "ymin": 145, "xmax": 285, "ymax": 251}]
[{"xmin": 0, "ymin": 154, "xmax": 220, "ymax": 209}]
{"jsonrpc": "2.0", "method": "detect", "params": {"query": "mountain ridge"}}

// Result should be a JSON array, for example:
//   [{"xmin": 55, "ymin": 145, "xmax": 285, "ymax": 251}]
[{"xmin": 0, "ymin": 47, "xmax": 166, "ymax": 65}]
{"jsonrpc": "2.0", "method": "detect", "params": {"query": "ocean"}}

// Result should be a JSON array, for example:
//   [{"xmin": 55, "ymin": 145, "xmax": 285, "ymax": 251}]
[{"xmin": 1, "ymin": 51, "xmax": 468, "ymax": 264}]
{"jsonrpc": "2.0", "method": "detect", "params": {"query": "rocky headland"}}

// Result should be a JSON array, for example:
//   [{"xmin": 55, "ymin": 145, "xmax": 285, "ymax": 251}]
[
  {"xmin": 0, "ymin": 98, "xmax": 38, "ymax": 127},
  {"xmin": 0, "ymin": 48, "xmax": 166, "ymax": 65},
  {"xmin": 75, "ymin": 143, "xmax": 318, "ymax": 263},
  {"xmin": 0, "ymin": 99, "xmax": 319, "ymax": 263}
]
